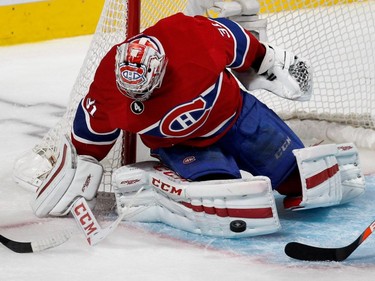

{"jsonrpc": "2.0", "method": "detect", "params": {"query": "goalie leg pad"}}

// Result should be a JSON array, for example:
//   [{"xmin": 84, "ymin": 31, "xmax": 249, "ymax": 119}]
[
  {"xmin": 284, "ymin": 143, "xmax": 365, "ymax": 210},
  {"xmin": 154, "ymin": 180, "xmax": 280, "ymax": 238},
  {"xmin": 336, "ymin": 144, "xmax": 366, "ymax": 204},
  {"xmin": 32, "ymin": 136, "xmax": 103, "ymax": 217},
  {"xmin": 113, "ymin": 161, "xmax": 281, "ymax": 238},
  {"xmin": 112, "ymin": 162, "xmax": 158, "ymax": 221}
]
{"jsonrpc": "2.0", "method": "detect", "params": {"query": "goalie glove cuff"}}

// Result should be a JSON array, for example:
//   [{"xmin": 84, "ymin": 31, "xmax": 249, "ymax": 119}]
[{"xmin": 257, "ymin": 43, "xmax": 276, "ymax": 75}]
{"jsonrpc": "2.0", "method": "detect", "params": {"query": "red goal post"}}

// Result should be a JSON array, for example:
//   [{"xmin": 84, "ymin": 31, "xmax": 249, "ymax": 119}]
[{"xmin": 122, "ymin": 0, "xmax": 140, "ymax": 166}]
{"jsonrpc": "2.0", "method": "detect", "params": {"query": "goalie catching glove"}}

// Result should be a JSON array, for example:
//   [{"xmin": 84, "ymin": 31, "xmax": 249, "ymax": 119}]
[
  {"xmin": 234, "ymin": 43, "xmax": 313, "ymax": 101},
  {"xmin": 32, "ymin": 135, "xmax": 103, "ymax": 217},
  {"xmin": 113, "ymin": 161, "xmax": 281, "ymax": 238}
]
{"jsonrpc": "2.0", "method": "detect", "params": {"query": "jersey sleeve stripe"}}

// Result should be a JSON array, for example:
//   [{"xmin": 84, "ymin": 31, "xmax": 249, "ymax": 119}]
[
  {"xmin": 72, "ymin": 100, "xmax": 121, "ymax": 145},
  {"xmin": 210, "ymin": 17, "xmax": 250, "ymax": 69}
]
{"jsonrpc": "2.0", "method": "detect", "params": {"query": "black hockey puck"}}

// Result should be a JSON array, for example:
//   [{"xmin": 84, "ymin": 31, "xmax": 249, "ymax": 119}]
[{"xmin": 230, "ymin": 220, "xmax": 246, "ymax": 233}]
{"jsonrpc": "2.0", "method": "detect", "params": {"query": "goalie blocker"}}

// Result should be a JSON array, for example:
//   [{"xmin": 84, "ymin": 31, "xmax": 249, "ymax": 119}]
[{"xmin": 32, "ymin": 135, "xmax": 103, "ymax": 217}]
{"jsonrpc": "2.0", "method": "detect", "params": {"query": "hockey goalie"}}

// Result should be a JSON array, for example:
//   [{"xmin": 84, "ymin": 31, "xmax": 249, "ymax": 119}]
[{"xmin": 13, "ymin": 1, "xmax": 366, "ymax": 239}]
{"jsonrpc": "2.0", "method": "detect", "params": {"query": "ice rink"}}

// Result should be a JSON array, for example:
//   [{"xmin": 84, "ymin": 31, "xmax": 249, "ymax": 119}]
[{"xmin": 1, "ymin": 35, "xmax": 375, "ymax": 281}]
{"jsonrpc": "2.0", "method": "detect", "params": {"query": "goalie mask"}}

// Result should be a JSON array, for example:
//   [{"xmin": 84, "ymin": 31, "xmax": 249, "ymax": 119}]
[{"xmin": 115, "ymin": 36, "xmax": 168, "ymax": 101}]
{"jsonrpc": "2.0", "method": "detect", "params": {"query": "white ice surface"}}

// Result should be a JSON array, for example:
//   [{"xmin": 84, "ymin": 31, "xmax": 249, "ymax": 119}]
[{"xmin": 1, "ymin": 36, "xmax": 375, "ymax": 281}]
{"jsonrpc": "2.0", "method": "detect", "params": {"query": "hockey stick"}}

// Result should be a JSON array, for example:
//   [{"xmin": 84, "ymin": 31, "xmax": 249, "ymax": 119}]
[
  {"xmin": 71, "ymin": 197, "xmax": 124, "ymax": 245},
  {"xmin": 0, "ymin": 231, "xmax": 71, "ymax": 253},
  {"xmin": 0, "ymin": 188, "xmax": 145, "ymax": 253},
  {"xmin": 71, "ymin": 186, "xmax": 145, "ymax": 245},
  {"xmin": 284, "ymin": 220, "xmax": 375, "ymax": 261}
]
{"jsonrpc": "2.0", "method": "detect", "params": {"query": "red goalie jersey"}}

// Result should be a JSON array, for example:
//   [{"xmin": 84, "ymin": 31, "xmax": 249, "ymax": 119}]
[{"xmin": 71, "ymin": 13, "xmax": 266, "ymax": 160}]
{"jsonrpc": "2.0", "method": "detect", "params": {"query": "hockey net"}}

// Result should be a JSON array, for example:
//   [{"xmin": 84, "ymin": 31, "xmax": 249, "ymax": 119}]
[
  {"xmin": 254, "ymin": 0, "xmax": 375, "ymax": 151},
  {"xmin": 17, "ymin": 0, "xmax": 375, "ymax": 197}
]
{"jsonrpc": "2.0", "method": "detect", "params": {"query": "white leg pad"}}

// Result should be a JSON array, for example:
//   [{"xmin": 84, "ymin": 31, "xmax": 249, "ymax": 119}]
[
  {"xmin": 113, "ymin": 161, "xmax": 281, "ymax": 238},
  {"xmin": 285, "ymin": 143, "xmax": 366, "ymax": 210}
]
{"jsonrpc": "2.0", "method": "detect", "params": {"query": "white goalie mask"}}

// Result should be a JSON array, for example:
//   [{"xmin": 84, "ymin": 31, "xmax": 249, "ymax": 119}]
[{"xmin": 115, "ymin": 37, "xmax": 168, "ymax": 101}]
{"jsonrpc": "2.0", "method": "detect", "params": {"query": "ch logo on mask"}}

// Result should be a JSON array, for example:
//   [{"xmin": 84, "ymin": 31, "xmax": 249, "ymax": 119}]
[{"xmin": 119, "ymin": 64, "xmax": 146, "ymax": 85}]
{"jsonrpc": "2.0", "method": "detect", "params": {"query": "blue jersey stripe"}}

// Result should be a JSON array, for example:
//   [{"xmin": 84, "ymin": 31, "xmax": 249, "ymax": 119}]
[
  {"xmin": 72, "ymin": 100, "xmax": 121, "ymax": 145},
  {"xmin": 210, "ymin": 17, "xmax": 250, "ymax": 69}
]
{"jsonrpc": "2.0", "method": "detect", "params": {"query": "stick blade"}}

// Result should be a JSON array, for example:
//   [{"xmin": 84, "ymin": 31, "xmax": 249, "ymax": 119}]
[
  {"xmin": 284, "ymin": 242, "xmax": 347, "ymax": 262},
  {"xmin": 0, "ymin": 231, "xmax": 71, "ymax": 254},
  {"xmin": 0, "ymin": 235, "xmax": 33, "ymax": 253},
  {"xmin": 31, "ymin": 231, "xmax": 71, "ymax": 252}
]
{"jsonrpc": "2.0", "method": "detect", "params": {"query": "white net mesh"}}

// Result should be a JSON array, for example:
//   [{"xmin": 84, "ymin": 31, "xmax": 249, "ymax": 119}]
[
  {"xmin": 29, "ymin": 0, "xmax": 374, "ymax": 195},
  {"xmin": 255, "ymin": 1, "xmax": 375, "ymax": 129}
]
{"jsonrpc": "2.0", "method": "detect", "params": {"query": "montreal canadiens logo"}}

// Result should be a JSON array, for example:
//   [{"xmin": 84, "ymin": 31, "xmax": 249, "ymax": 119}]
[
  {"xmin": 183, "ymin": 156, "xmax": 196, "ymax": 164},
  {"xmin": 160, "ymin": 98, "xmax": 211, "ymax": 137},
  {"xmin": 119, "ymin": 63, "xmax": 146, "ymax": 85}
]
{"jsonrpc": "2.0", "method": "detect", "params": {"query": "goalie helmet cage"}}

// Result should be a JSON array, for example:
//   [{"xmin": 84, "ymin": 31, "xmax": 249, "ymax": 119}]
[{"xmin": 31, "ymin": 0, "xmax": 374, "ymax": 194}]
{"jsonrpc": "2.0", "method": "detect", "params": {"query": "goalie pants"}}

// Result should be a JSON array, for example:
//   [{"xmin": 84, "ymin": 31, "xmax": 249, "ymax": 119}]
[{"xmin": 153, "ymin": 90, "xmax": 304, "ymax": 190}]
